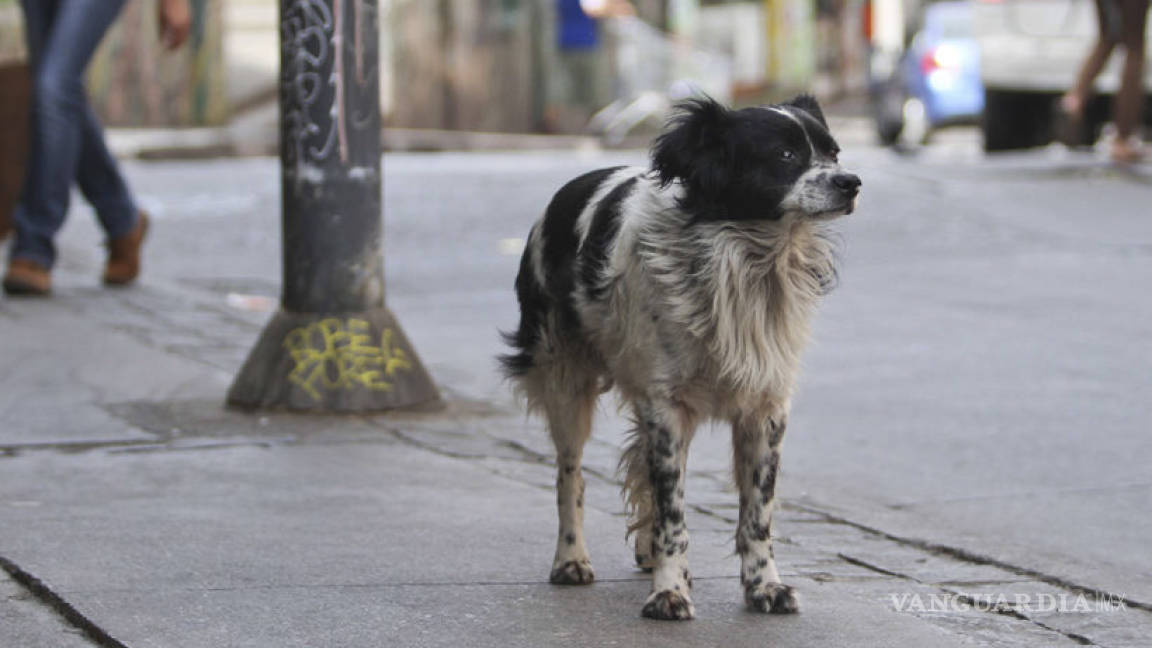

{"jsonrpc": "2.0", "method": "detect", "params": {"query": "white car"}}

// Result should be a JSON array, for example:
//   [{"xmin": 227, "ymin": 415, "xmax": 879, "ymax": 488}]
[{"xmin": 974, "ymin": 0, "xmax": 1152, "ymax": 151}]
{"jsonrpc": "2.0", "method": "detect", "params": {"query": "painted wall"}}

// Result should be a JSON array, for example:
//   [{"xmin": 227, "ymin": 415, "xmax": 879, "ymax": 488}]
[
  {"xmin": 88, "ymin": 0, "xmax": 229, "ymax": 127},
  {"xmin": 0, "ymin": 1, "xmax": 25, "ymax": 64},
  {"xmin": 386, "ymin": 0, "xmax": 541, "ymax": 132},
  {"xmin": 697, "ymin": 2, "xmax": 767, "ymax": 85},
  {"xmin": 765, "ymin": 0, "xmax": 817, "ymax": 90}
]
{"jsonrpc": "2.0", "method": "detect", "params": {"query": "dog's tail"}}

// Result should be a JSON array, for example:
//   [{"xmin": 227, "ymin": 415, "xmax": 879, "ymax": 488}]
[
  {"xmin": 618, "ymin": 421, "xmax": 653, "ymax": 538},
  {"xmin": 498, "ymin": 230, "xmax": 547, "ymax": 380},
  {"xmin": 497, "ymin": 329, "xmax": 535, "ymax": 379}
]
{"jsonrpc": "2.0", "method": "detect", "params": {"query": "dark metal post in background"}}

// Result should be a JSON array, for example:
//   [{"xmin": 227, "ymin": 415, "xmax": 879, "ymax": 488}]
[{"xmin": 228, "ymin": 0, "xmax": 439, "ymax": 411}]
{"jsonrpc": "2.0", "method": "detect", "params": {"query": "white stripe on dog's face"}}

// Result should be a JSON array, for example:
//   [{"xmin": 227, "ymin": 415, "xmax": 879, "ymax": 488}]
[{"xmin": 770, "ymin": 106, "xmax": 815, "ymax": 160}]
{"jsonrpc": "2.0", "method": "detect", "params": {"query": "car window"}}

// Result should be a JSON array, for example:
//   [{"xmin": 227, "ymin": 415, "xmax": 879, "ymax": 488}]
[
  {"xmin": 1003, "ymin": 0, "xmax": 1094, "ymax": 37},
  {"xmin": 927, "ymin": 7, "xmax": 973, "ymax": 39}
]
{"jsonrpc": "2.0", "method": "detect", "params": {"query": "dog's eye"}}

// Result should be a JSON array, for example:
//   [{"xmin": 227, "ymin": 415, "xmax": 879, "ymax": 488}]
[
  {"xmin": 830, "ymin": 149, "xmax": 840, "ymax": 163},
  {"xmin": 778, "ymin": 149, "xmax": 795, "ymax": 162}
]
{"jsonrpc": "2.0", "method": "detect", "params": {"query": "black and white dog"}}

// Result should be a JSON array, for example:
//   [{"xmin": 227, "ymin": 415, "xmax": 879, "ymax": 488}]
[{"xmin": 500, "ymin": 95, "xmax": 860, "ymax": 620}]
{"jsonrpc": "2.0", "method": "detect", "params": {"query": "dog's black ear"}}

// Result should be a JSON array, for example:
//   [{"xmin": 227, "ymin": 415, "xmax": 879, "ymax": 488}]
[
  {"xmin": 651, "ymin": 96, "xmax": 732, "ymax": 197},
  {"xmin": 785, "ymin": 93, "xmax": 827, "ymax": 129}
]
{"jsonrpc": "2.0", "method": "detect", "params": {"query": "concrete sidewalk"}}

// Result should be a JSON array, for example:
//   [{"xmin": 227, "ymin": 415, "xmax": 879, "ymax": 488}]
[
  {"xmin": 2, "ymin": 150, "xmax": 1151, "ymax": 647},
  {"xmin": 0, "ymin": 282, "xmax": 1077, "ymax": 648},
  {"xmin": 0, "ymin": 279, "xmax": 977, "ymax": 648}
]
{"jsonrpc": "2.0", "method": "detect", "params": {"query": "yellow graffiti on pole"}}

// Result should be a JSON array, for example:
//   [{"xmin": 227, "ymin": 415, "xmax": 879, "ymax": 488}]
[{"xmin": 283, "ymin": 318, "xmax": 413, "ymax": 401}]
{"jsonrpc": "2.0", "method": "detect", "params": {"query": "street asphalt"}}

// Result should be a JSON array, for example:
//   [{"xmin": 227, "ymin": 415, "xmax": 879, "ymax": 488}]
[{"xmin": 1, "ymin": 132, "xmax": 1151, "ymax": 647}]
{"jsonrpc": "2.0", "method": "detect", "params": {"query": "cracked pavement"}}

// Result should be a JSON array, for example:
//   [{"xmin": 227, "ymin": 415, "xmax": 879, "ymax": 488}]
[{"xmin": 2, "ymin": 141, "xmax": 1151, "ymax": 646}]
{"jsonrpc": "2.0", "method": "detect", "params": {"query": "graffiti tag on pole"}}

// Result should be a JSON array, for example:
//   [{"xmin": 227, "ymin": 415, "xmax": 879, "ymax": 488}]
[
  {"xmin": 283, "ymin": 318, "xmax": 413, "ymax": 401},
  {"xmin": 282, "ymin": 0, "xmax": 338, "ymax": 168},
  {"xmin": 281, "ymin": 0, "xmax": 377, "ymax": 183}
]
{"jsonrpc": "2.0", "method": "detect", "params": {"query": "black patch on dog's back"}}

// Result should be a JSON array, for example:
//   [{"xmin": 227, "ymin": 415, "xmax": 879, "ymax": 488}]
[
  {"xmin": 499, "ymin": 166, "xmax": 623, "ymax": 377},
  {"xmin": 541, "ymin": 167, "xmax": 624, "ymax": 295},
  {"xmin": 579, "ymin": 176, "xmax": 637, "ymax": 301}
]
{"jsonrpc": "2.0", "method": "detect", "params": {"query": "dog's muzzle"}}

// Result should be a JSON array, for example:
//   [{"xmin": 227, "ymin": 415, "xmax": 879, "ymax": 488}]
[
  {"xmin": 832, "ymin": 173, "xmax": 861, "ymax": 214},
  {"xmin": 832, "ymin": 173, "xmax": 862, "ymax": 198}
]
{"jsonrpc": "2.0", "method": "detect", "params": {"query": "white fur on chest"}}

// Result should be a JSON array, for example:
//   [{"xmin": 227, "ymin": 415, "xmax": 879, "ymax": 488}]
[{"xmin": 604, "ymin": 204, "xmax": 837, "ymax": 410}]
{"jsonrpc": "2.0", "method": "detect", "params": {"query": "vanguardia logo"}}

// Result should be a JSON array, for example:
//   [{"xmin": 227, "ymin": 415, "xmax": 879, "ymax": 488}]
[{"xmin": 889, "ymin": 592, "xmax": 1128, "ymax": 614}]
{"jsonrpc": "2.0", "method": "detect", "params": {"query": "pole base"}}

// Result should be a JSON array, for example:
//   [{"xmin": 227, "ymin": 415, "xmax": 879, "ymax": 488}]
[{"xmin": 227, "ymin": 307, "xmax": 440, "ymax": 412}]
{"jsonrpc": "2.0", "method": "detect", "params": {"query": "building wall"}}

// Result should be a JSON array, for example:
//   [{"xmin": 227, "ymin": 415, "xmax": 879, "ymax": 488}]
[
  {"xmin": 88, "ymin": 0, "xmax": 229, "ymax": 127},
  {"xmin": 386, "ymin": 0, "xmax": 541, "ymax": 132},
  {"xmin": 765, "ymin": 0, "xmax": 817, "ymax": 90},
  {"xmin": 384, "ymin": 0, "xmax": 855, "ymax": 133},
  {"xmin": 0, "ymin": 1, "xmax": 25, "ymax": 64},
  {"xmin": 696, "ymin": 2, "xmax": 767, "ymax": 85}
]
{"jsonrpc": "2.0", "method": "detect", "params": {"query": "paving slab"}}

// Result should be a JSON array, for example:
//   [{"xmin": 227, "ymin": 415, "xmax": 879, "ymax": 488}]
[
  {"xmin": 0, "ymin": 299, "xmax": 228, "ymax": 448},
  {"xmin": 67, "ymin": 577, "xmax": 983, "ymax": 648},
  {"xmin": 0, "ymin": 433, "xmax": 1054, "ymax": 648},
  {"xmin": 0, "ymin": 570, "xmax": 97, "ymax": 648}
]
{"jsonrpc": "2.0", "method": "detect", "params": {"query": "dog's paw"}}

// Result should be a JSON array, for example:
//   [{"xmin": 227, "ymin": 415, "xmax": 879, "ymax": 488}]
[
  {"xmin": 550, "ymin": 560, "xmax": 595, "ymax": 585},
  {"xmin": 641, "ymin": 589, "xmax": 695, "ymax": 620},
  {"xmin": 745, "ymin": 582, "xmax": 799, "ymax": 614}
]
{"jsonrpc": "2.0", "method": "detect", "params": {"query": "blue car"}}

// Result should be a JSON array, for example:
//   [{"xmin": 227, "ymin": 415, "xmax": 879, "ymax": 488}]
[{"xmin": 872, "ymin": 1, "xmax": 983, "ymax": 146}]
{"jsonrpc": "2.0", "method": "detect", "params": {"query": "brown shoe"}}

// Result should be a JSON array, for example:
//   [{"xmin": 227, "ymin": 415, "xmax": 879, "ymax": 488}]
[
  {"xmin": 3, "ymin": 257, "xmax": 51, "ymax": 296},
  {"xmin": 104, "ymin": 211, "xmax": 149, "ymax": 286}
]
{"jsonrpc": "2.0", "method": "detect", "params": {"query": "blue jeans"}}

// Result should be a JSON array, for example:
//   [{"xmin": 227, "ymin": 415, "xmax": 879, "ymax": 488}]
[{"xmin": 12, "ymin": 0, "xmax": 138, "ymax": 269}]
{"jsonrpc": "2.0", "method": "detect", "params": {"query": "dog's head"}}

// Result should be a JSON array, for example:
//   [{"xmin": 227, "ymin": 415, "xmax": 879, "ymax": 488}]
[{"xmin": 651, "ymin": 94, "xmax": 861, "ymax": 221}]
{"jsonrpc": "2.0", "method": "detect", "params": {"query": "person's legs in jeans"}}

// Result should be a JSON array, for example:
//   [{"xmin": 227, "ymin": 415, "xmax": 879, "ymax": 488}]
[
  {"xmin": 13, "ymin": 0, "xmax": 54, "ymax": 259},
  {"xmin": 76, "ymin": 102, "xmax": 138, "ymax": 238},
  {"xmin": 12, "ymin": 0, "xmax": 136, "ymax": 268}
]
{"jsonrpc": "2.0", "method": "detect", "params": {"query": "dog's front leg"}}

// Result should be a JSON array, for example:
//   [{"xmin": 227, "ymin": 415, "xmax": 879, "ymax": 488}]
[
  {"xmin": 732, "ymin": 414, "xmax": 799, "ymax": 614},
  {"xmin": 638, "ymin": 401, "xmax": 696, "ymax": 620},
  {"xmin": 546, "ymin": 394, "xmax": 596, "ymax": 585}
]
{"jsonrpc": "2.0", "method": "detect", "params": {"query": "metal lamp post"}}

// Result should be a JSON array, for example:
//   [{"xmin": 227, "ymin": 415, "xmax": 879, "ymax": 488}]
[{"xmin": 228, "ymin": 0, "xmax": 439, "ymax": 411}]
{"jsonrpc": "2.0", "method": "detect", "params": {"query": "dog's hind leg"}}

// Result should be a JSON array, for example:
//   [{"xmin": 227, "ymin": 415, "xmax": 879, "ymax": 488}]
[
  {"xmin": 732, "ymin": 413, "xmax": 799, "ymax": 614},
  {"xmin": 635, "ymin": 400, "xmax": 697, "ymax": 620},
  {"xmin": 544, "ymin": 377, "xmax": 598, "ymax": 585}
]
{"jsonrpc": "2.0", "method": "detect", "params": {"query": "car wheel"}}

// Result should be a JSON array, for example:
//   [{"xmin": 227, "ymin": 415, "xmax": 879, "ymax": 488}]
[
  {"xmin": 1080, "ymin": 95, "xmax": 1109, "ymax": 147},
  {"xmin": 983, "ymin": 89, "xmax": 1052, "ymax": 152},
  {"xmin": 873, "ymin": 83, "xmax": 905, "ymax": 146},
  {"xmin": 876, "ymin": 115, "xmax": 903, "ymax": 146},
  {"xmin": 1055, "ymin": 94, "xmax": 1108, "ymax": 149}
]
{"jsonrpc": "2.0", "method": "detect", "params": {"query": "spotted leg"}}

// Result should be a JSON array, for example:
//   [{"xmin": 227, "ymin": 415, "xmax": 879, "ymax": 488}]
[
  {"xmin": 733, "ymin": 414, "xmax": 799, "ymax": 614},
  {"xmin": 638, "ymin": 401, "xmax": 696, "ymax": 620},
  {"xmin": 546, "ymin": 391, "xmax": 596, "ymax": 585}
]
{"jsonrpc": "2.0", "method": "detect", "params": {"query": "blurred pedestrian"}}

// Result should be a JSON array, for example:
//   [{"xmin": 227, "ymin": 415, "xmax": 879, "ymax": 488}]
[
  {"xmin": 3, "ymin": 0, "xmax": 191, "ymax": 296},
  {"xmin": 1059, "ymin": 0, "xmax": 1150, "ymax": 163},
  {"xmin": 544, "ymin": 0, "xmax": 633, "ymax": 133}
]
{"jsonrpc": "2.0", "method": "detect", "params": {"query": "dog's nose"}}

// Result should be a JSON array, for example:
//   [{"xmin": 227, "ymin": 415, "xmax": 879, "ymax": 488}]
[{"xmin": 832, "ymin": 173, "xmax": 861, "ymax": 195}]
